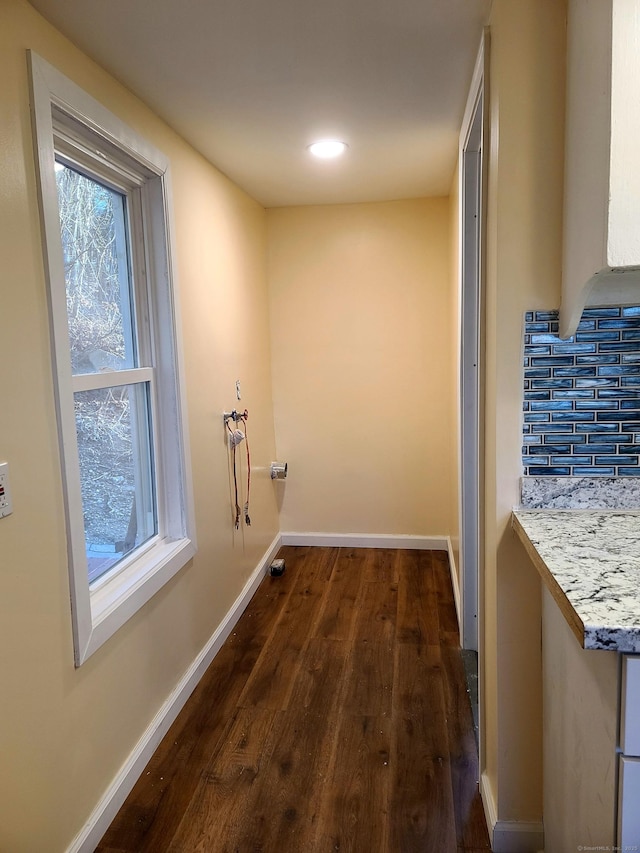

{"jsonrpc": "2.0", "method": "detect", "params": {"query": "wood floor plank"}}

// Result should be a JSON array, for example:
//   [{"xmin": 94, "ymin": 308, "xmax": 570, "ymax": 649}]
[
  {"xmin": 340, "ymin": 639, "xmax": 394, "ymax": 716},
  {"xmin": 432, "ymin": 550, "xmax": 461, "ymax": 644},
  {"xmin": 441, "ymin": 646, "xmax": 491, "ymax": 849},
  {"xmin": 221, "ymin": 640, "xmax": 345, "ymax": 853},
  {"xmin": 96, "ymin": 638, "xmax": 265, "ymax": 851},
  {"xmin": 362, "ymin": 547, "xmax": 400, "ymax": 583},
  {"xmin": 391, "ymin": 642, "xmax": 458, "ymax": 852},
  {"xmin": 236, "ymin": 548, "xmax": 336, "ymax": 710},
  {"xmin": 397, "ymin": 550, "xmax": 440, "ymax": 646},
  {"xmin": 315, "ymin": 713, "xmax": 393, "ymax": 853},
  {"xmin": 352, "ymin": 575, "xmax": 397, "ymax": 645},
  {"xmin": 166, "ymin": 706, "xmax": 279, "ymax": 851},
  {"xmin": 313, "ymin": 549, "xmax": 364, "ymax": 641}
]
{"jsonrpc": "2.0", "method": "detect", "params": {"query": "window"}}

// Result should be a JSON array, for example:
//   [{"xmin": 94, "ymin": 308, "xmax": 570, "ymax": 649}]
[{"xmin": 29, "ymin": 52, "xmax": 196, "ymax": 665}]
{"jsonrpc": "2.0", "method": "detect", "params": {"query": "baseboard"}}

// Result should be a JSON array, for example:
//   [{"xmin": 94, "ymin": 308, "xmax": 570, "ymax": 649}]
[
  {"xmin": 280, "ymin": 532, "xmax": 449, "ymax": 550},
  {"xmin": 446, "ymin": 535, "xmax": 462, "ymax": 632},
  {"xmin": 480, "ymin": 771, "xmax": 544, "ymax": 853},
  {"xmin": 66, "ymin": 533, "xmax": 282, "ymax": 853}
]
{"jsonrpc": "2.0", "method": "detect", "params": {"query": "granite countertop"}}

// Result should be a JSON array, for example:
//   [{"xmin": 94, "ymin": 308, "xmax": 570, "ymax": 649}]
[{"xmin": 513, "ymin": 509, "xmax": 640, "ymax": 652}]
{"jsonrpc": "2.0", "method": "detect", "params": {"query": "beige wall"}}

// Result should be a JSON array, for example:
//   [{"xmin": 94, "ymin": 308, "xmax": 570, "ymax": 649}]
[
  {"xmin": 267, "ymin": 198, "xmax": 456, "ymax": 537},
  {"xmin": 481, "ymin": 0, "xmax": 566, "ymax": 828},
  {"xmin": 0, "ymin": 1, "xmax": 278, "ymax": 849}
]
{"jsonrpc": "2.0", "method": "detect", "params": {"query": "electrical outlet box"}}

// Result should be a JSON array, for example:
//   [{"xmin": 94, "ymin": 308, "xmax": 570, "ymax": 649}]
[{"xmin": 0, "ymin": 462, "xmax": 13, "ymax": 518}]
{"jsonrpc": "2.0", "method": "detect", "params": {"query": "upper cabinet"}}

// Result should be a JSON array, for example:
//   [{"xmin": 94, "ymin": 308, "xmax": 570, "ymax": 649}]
[{"xmin": 560, "ymin": 0, "xmax": 640, "ymax": 339}]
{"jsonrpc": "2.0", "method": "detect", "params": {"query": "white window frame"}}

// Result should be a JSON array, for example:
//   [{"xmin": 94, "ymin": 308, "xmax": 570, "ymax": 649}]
[{"xmin": 28, "ymin": 52, "xmax": 196, "ymax": 666}]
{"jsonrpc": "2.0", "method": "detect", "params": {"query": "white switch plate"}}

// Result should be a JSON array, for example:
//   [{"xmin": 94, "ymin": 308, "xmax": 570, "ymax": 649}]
[{"xmin": 0, "ymin": 462, "xmax": 13, "ymax": 518}]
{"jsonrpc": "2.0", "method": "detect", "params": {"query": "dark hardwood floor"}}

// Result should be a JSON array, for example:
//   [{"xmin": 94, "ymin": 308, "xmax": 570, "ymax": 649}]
[{"xmin": 97, "ymin": 547, "xmax": 491, "ymax": 852}]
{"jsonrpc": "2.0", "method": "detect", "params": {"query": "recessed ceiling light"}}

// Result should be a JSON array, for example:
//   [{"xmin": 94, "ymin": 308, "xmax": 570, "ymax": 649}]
[{"xmin": 308, "ymin": 139, "xmax": 348, "ymax": 159}]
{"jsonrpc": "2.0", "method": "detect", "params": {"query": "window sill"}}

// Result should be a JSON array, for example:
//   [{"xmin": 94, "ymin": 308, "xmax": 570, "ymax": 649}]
[{"xmin": 78, "ymin": 536, "xmax": 196, "ymax": 665}]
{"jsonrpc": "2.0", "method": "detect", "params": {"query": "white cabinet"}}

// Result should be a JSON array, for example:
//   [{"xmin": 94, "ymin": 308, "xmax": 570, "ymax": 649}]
[
  {"xmin": 619, "ymin": 656, "xmax": 640, "ymax": 847},
  {"xmin": 560, "ymin": 0, "xmax": 640, "ymax": 339},
  {"xmin": 619, "ymin": 757, "xmax": 640, "ymax": 847}
]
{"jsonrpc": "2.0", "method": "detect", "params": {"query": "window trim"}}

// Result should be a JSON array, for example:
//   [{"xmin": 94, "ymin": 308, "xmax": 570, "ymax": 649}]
[{"xmin": 28, "ymin": 51, "xmax": 196, "ymax": 665}]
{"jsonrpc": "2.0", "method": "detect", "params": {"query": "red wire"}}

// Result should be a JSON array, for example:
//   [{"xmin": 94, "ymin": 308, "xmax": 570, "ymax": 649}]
[
  {"xmin": 242, "ymin": 410, "xmax": 251, "ymax": 526},
  {"xmin": 226, "ymin": 418, "xmax": 240, "ymax": 528}
]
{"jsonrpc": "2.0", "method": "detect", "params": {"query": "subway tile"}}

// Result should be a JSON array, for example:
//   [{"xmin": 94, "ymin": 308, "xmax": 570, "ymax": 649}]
[
  {"xmin": 525, "ymin": 391, "xmax": 551, "ymax": 401},
  {"xmin": 583, "ymin": 307, "xmax": 622, "ymax": 318},
  {"xmin": 530, "ymin": 333, "xmax": 561, "ymax": 344},
  {"xmin": 552, "ymin": 343, "xmax": 596, "ymax": 355},
  {"xmin": 530, "ymin": 400, "xmax": 573, "ymax": 411},
  {"xmin": 526, "ymin": 455, "xmax": 551, "ymax": 465},
  {"xmin": 535, "ymin": 444, "xmax": 572, "ymax": 453},
  {"xmin": 622, "ymin": 353, "xmax": 640, "ymax": 363},
  {"xmin": 523, "ymin": 434, "xmax": 543, "ymax": 444},
  {"xmin": 623, "ymin": 422, "xmax": 640, "ymax": 431},
  {"xmin": 576, "ymin": 355, "xmax": 619, "ymax": 365},
  {"xmin": 532, "ymin": 311, "xmax": 560, "ymax": 322},
  {"xmin": 550, "ymin": 455, "xmax": 592, "ymax": 465},
  {"xmin": 576, "ymin": 319, "xmax": 597, "ymax": 331},
  {"xmin": 572, "ymin": 466, "xmax": 615, "ymax": 475},
  {"xmin": 527, "ymin": 466, "xmax": 572, "ymax": 475},
  {"xmin": 531, "ymin": 423, "xmax": 577, "ymax": 433},
  {"xmin": 597, "ymin": 410, "xmax": 640, "ymax": 421},
  {"xmin": 552, "ymin": 367, "xmax": 597, "ymax": 377},
  {"xmin": 552, "ymin": 390, "xmax": 596, "ymax": 400},
  {"xmin": 530, "ymin": 378, "xmax": 573, "ymax": 389},
  {"xmin": 576, "ymin": 377, "xmax": 617, "ymax": 388},
  {"xmin": 575, "ymin": 331, "xmax": 621, "ymax": 342},
  {"xmin": 621, "ymin": 376, "xmax": 640, "ymax": 386},
  {"xmin": 599, "ymin": 318, "xmax": 640, "ymax": 329},
  {"xmin": 575, "ymin": 422, "xmax": 621, "ymax": 433},
  {"xmin": 621, "ymin": 399, "xmax": 640, "ymax": 409},
  {"xmin": 617, "ymin": 445, "xmax": 640, "ymax": 454},
  {"xmin": 597, "ymin": 389, "xmax": 638, "ymax": 398},
  {"xmin": 580, "ymin": 444, "xmax": 616, "ymax": 453},
  {"xmin": 599, "ymin": 365, "xmax": 640, "ymax": 376},
  {"xmin": 530, "ymin": 355, "xmax": 573, "ymax": 366},
  {"xmin": 526, "ymin": 322, "xmax": 553, "ymax": 333},
  {"xmin": 574, "ymin": 400, "xmax": 617, "ymax": 410},
  {"xmin": 586, "ymin": 433, "xmax": 633, "ymax": 443},
  {"xmin": 618, "ymin": 467, "xmax": 640, "ymax": 475},
  {"xmin": 524, "ymin": 368, "xmax": 552, "ymax": 379},
  {"xmin": 598, "ymin": 341, "xmax": 640, "ymax": 353},
  {"xmin": 524, "ymin": 413, "xmax": 551, "ymax": 423},
  {"xmin": 621, "ymin": 330, "xmax": 640, "ymax": 340},
  {"xmin": 551, "ymin": 412, "xmax": 594, "ymax": 423},
  {"xmin": 594, "ymin": 456, "xmax": 639, "ymax": 466},
  {"xmin": 622, "ymin": 306, "xmax": 640, "ymax": 317},
  {"xmin": 542, "ymin": 433, "xmax": 586, "ymax": 443},
  {"xmin": 525, "ymin": 311, "xmax": 534, "ymax": 322},
  {"xmin": 525, "ymin": 347, "xmax": 553, "ymax": 357}
]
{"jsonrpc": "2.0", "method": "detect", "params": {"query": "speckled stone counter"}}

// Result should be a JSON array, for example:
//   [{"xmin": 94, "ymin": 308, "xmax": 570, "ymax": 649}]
[{"xmin": 513, "ymin": 510, "xmax": 640, "ymax": 652}]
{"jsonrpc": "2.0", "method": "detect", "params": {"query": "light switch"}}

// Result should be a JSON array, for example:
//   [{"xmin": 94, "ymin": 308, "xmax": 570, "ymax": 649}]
[{"xmin": 0, "ymin": 462, "xmax": 13, "ymax": 518}]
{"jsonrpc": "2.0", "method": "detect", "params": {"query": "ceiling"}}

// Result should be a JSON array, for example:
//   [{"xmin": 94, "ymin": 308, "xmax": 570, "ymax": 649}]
[{"xmin": 29, "ymin": 0, "xmax": 491, "ymax": 208}]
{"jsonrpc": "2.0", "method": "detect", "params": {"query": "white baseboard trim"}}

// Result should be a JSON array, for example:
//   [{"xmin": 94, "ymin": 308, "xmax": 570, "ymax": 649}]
[
  {"xmin": 446, "ymin": 536, "xmax": 462, "ymax": 632},
  {"xmin": 280, "ymin": 532, "xmax": 449, "ymax": 550},
  {"xmin": 66, "ymin": 533, "xmax": 283, "ymax": 853},
  {"xmin": 480, "ymin": 771, "xmax": 544, "ymax": 853}
]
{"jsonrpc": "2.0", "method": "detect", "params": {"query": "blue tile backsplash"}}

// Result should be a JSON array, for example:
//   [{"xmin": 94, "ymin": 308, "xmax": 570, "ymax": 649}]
[{"xmin": 522, "ymin": 307, "xmax": 640, "ymax": 475}]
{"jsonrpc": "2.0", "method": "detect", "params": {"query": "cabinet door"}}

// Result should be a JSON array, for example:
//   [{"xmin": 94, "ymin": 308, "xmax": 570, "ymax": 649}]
[
  {"xmin": 621, "ymin": 656, "xmax": 640, "ymax": 756},
  {"xmin": 618, "ymin": 756, "xmax": 640, "ymax": 848}
]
